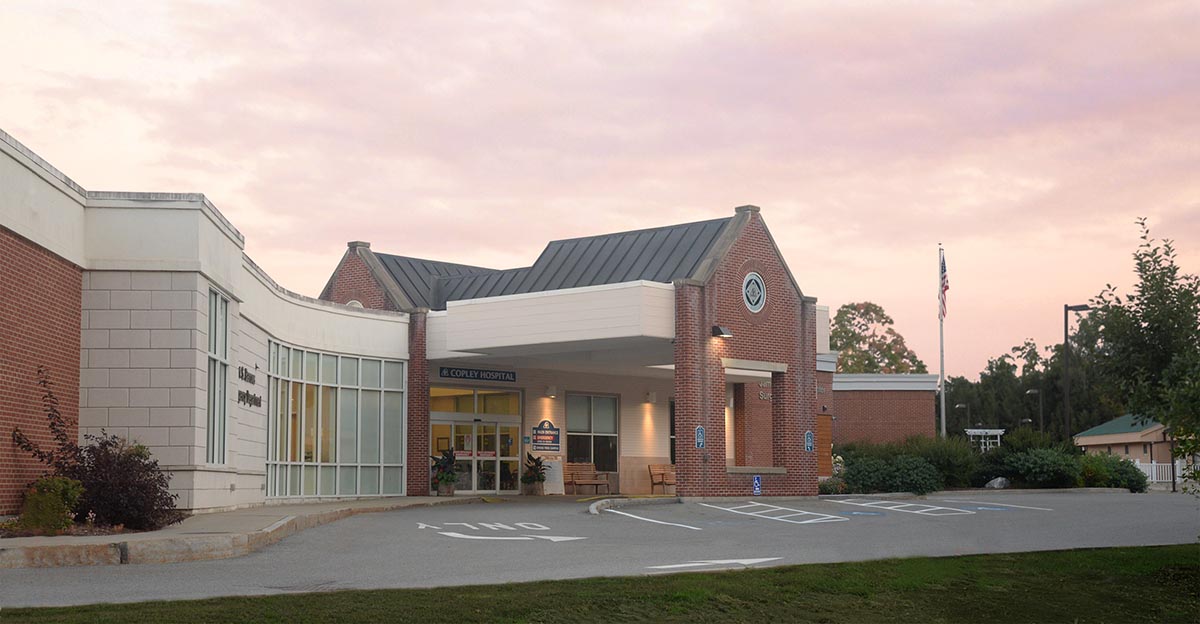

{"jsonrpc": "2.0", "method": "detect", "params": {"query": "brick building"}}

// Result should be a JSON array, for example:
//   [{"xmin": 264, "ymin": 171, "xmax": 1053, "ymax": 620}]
[{"xmin": 1, "ymin": 126, "xmax": 935, "ymax": 514}]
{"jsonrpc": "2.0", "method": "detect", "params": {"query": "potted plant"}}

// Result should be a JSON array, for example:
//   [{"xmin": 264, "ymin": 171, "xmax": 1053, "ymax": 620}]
[
  {"xmin": 431, "ymin": 448, "xmax": 457, "ymax": 496},
  {"xmin": 520, "ymin": 452, "xmax": 547, "ymax": 496}
]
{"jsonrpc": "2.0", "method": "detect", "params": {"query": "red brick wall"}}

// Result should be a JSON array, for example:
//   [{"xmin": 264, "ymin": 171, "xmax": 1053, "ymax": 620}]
[
  {"xmin": 831, "ymin": 389, "xmax": 935, "ymax": 445},
  {"xmin": 674, "ymin": 209, "xmax": 818, "ymax": 497},
  {"xmin": 0, "ymin": 226, "xmax": 81, "ymax": 515},
  {"xmin": 405, "ymin": 311, "xmax": 430, "ymax": 495},
  {"xmin": 732, "ymin": 382, "xmax": 774, "ymax": 467},
  {"xmin": 321, "ymin": 247, "xmax": 395, "ymax": 311}
]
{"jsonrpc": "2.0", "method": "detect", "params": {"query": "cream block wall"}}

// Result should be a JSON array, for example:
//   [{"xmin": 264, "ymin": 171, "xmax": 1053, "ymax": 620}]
[{"xmin": 79, "ymin": 270, "xmax": 217, "ymax": 508}]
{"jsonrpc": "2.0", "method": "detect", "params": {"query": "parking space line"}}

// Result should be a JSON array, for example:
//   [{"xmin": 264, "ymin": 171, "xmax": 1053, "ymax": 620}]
[
  {"xmin": 939, "ymin": 499, "xmax": 1054, "ymax": 511},
  {"xmin": 605, "ymin": 509, "xmax": 703, "ymax": 531},
  {"xmin": 831, "ymin": 499, "xmax": 974, "ymax": 516},
  {"xmin": 699, "ymin": 502, "xmax": 849, "ymax": 525}
]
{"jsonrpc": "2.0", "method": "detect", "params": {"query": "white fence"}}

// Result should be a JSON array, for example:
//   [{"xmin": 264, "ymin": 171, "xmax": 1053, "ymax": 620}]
[{"xmin": 1132, "ymin": 459, "xmax": 1187, "ymax": 483}]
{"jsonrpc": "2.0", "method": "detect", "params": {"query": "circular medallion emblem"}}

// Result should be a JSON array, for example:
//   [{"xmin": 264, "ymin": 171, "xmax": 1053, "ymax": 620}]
[{"xmin": 742, "ymin": 272, "xmax": 766, "ymax": 313}]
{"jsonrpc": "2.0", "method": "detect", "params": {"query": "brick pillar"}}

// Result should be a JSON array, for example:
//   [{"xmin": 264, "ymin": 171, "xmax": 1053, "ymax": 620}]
[
  {"xmin": 673, "ymin": 281, "xmax": 704, "ymax": 496},
  {"xmin": 674, "ymin": 280, "xmax": 729, "ymax": 496},
  {"xmin": 796, "ymin": 299, "xmax": 819, "ymax": 494},
  {"xmin": 406, "ymin": 309, "xmax": 430, "ymax": 496}
]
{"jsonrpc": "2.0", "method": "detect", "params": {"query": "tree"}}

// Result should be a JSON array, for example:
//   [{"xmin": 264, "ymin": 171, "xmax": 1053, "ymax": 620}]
[
  {"xmin": 830, "ymin": 302, "xmax": 928, "ymax": 374},
  {"xmin": 1089, "ymin": 219, "xmax": 1200, "ymax": 487}
]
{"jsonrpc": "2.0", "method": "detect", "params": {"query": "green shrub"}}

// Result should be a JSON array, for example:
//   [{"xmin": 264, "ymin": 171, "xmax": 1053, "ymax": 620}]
[
  {"xmin": 899, "ymin": 436, "xmax": 978, "ymax": 488},
  {"xmin": 818, "ymin": 477, "xmax": 848, "ymax": 495},
  {"xmin": 1005, "ymin": 448, "xmax": 1080, "ymax": 488},
  {"xmin": 1078, "ymin": 453, "xmax": 1148, "ymax": 493},
  {"xmin": 842, "ymin": 455, "xmax": 943, "ymax": 495},
  {"xmin": 890, "ymin": 456, "xmax": 943, "ymax": 495},
  {"xmin": 1078, "ymin": 453, "xmax": 1116, "ymax": 487},
  {"xmin": 69, "ymin": 435, "xmax": 184, "ymax": 530},
  {"xmin": 12, "ymin": 368, "xmax": 184, "ymax": 531},
  {"xmin": 843, "ymin": 456, "xmax": 893, "ymax": 493},
  {"xmin": 972, "ymin": 446, "xmax": 1014, "ymax": 487},
  {"xmin": 18, "ymin": 476, "xmax": 83, "ymax": 534},
  {"xmin": 838, "ymin": 437, "xmax": 975, "ymax": 489}
]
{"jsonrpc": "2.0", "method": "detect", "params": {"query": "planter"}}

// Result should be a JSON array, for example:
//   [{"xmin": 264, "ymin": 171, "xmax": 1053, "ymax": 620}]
[
  {"xmin": 437, "ymin": 482, "xmax": 456, "ymax": 497},
  {"xmin": 522, "ymin": 481, "xmax": 544, "ymax": 496}
]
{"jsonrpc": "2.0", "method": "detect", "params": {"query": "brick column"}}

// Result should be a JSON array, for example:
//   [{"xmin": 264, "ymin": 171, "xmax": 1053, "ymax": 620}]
[
  {"xmin": 673, "ymin": 280, "xmax": 705, "ymax": 497},
  {"xmin": 405, "ymin": 309, "xmax": 430, "ymax": 496},
  {"xmin": 796, "ymin": 299, "xmax": 819, "ymax": 494}
]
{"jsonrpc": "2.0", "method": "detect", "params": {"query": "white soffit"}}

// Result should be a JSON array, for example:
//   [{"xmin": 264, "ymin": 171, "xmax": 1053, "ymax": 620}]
[{"xmin": 832, "ymin": 373, "xmax": 939, "ymax": 391}]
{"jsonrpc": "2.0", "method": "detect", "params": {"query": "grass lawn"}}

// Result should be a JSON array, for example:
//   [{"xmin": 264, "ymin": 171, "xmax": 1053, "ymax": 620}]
[{"xmin": 5, "ymin": 545, "xmax": 1197, "ymax": 623}]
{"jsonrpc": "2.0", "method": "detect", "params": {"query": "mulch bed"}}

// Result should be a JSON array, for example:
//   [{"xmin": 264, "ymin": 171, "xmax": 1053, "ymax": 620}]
[{"xmin": 0, "ymin": 522, "xmax": 133, "ymax": 539}]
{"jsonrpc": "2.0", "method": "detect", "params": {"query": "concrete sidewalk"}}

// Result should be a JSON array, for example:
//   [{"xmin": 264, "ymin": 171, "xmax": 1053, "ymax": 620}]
[{"xmin": 0, "ymin": 496, "xmax": 479, "ymax": 569}]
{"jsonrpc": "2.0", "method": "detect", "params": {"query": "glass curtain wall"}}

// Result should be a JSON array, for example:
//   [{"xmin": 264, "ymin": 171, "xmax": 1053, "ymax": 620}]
[{"xmin": 266, "ymin": 341, "xmax": 406, "ymax": 498}]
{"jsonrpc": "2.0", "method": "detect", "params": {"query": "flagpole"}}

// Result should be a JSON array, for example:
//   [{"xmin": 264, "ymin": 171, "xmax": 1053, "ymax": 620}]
[{"xmin": 939, "ymin": 245, "xmax": 947, "ymax": 438}]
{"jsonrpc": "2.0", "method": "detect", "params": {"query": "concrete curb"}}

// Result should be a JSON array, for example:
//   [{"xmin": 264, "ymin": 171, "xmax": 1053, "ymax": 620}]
[
  {"xmin": 588, "ymin": 497, "xmax": 681, "ymax": 515},
  {"xmin": 0, "ymin": 497, "xmax": 480, "ymax": 569}
]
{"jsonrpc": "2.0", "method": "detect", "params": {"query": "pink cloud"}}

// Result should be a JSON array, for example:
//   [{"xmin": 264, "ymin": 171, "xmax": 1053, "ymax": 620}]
[{"xmin": 1, "ymin": 0, "xmax": 1197, "ymax": 377}]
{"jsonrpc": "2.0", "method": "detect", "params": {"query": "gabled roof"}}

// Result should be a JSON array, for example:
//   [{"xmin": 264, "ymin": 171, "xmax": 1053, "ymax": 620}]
[
  {"xmin": 1074, "ymin": 414, "xmax": 1161, "ymax": 438},
  {"xmin": 431, "ymin": 217, "xmax": 732, "ymax": 309},
  {"xmin": 373, "ymin": 254, "xmax": 496, "ymax": 310}
]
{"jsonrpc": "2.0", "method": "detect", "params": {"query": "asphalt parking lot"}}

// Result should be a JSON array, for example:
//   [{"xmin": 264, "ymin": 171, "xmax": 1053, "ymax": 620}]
[{"xmin": 1, "ymin": 490, "xmax": 1196, "ymax": 607}]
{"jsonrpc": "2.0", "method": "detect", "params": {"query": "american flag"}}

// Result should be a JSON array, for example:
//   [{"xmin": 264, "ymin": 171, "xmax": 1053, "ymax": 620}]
[{"xmin": 939, "ymin": 250, "xmax": 950, "ymax": 320}]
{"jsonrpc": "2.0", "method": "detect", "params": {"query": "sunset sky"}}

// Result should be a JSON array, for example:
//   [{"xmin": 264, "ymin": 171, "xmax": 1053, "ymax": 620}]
[{"xmin": 2, "ymin": 1, "xmax": 1196, "ymax": 378}]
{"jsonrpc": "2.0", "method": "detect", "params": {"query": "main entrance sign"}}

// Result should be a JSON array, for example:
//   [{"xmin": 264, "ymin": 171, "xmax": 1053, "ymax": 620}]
[
  {"xmin": 532, "ymin": 419, "xmax": 561, "ymax": 452},
  {"xmin": 439, "ymin": 367, "xmax": 517, "ymax": 383},
  {"xmin": 742, "ymin": 272, "xmax": 766, "ymax": 313}
]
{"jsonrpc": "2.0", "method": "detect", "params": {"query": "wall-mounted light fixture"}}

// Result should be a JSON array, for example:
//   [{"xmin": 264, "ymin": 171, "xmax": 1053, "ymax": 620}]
[
  {"xmin": 645, "ymin": 391, "xmax": 657, "ymax": 404},
  {"xmin": 712, "ymin": 325, "xmax": 733, "ymax": 338},
  {"xmin": 544, "ymin": 385, "xmax": 558, "ymax": 399}
]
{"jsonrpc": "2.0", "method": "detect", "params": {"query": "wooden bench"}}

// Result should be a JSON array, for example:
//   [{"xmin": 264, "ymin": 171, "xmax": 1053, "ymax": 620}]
[
  {"xmin": 565, "ymin": 462, "xmax": 610, "ymax": 495},
  {"xmin": 649, "ymin": 464, "xmax": 676, "ymax": 494}
]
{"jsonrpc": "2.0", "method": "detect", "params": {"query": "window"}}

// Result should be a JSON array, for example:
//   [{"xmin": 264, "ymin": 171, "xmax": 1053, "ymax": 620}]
[
  {"xmin": 1124, "ymin": 444, "xmax": 1129, "ymax": 456},
  {"xmin": 206, "ymin": 289, "xmax": 229, "ymax": 464},
  {"xmin": 266, "ymin": 342, "xmax": 406, "ymax": 498},
  {"xmin": 566, "ymin": 394, "xmax": 618, "ymax": 472}
]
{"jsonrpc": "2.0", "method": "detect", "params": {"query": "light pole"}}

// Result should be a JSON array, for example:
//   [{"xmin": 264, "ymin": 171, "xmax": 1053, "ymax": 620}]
[
  {"xmin": 1063, "ymin": 303, "xmax": 1091, "ymax": 440},
  {"xmin": 954, "ymin": 403, "xmax": 970, "ymax": 429},
  {"xmin": 1025, "ymin": 388, "xmax": 1043, "ymax": 433}
]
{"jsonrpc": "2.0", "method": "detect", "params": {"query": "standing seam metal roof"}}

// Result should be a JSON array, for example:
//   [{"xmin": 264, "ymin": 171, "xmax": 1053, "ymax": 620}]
[
  {"xmin": 373, "ymin": 255, "xmax": 496, "ymax": 310},
  {"xmin": 429, "ymin": 216, "xmax": 732, "ymax": 309}
]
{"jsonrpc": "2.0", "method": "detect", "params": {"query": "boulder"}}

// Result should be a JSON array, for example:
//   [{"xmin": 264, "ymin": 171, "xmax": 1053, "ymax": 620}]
[{"xmin": 985, "ymin": 476, "xmax": 1010, "ymax": 489}]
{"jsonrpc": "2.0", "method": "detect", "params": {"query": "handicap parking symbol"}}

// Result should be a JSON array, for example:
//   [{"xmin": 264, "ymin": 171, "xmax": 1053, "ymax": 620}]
[{"xmin": 752, "ymin": 475, "xmax": 762, "ymax": 496}]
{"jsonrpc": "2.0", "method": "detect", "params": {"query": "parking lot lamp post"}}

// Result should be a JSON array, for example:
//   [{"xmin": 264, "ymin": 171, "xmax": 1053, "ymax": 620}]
[
  {"xmin": 954, "ymin": 403, "xmax": 970, "ymax": 430},
  {"xmin": 1025, "ymin": 389, "xmax": 1043, "ymax": 433},
  {"xmin": 1063, "ymin": 304, "xmax": 1092, "ymax": 440}
]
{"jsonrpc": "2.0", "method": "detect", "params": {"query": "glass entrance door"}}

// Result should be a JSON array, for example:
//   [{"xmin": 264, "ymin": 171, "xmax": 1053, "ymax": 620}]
[{"xmin": 432, "ymin": 421, "xmax": 520, "ymax": 494}]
